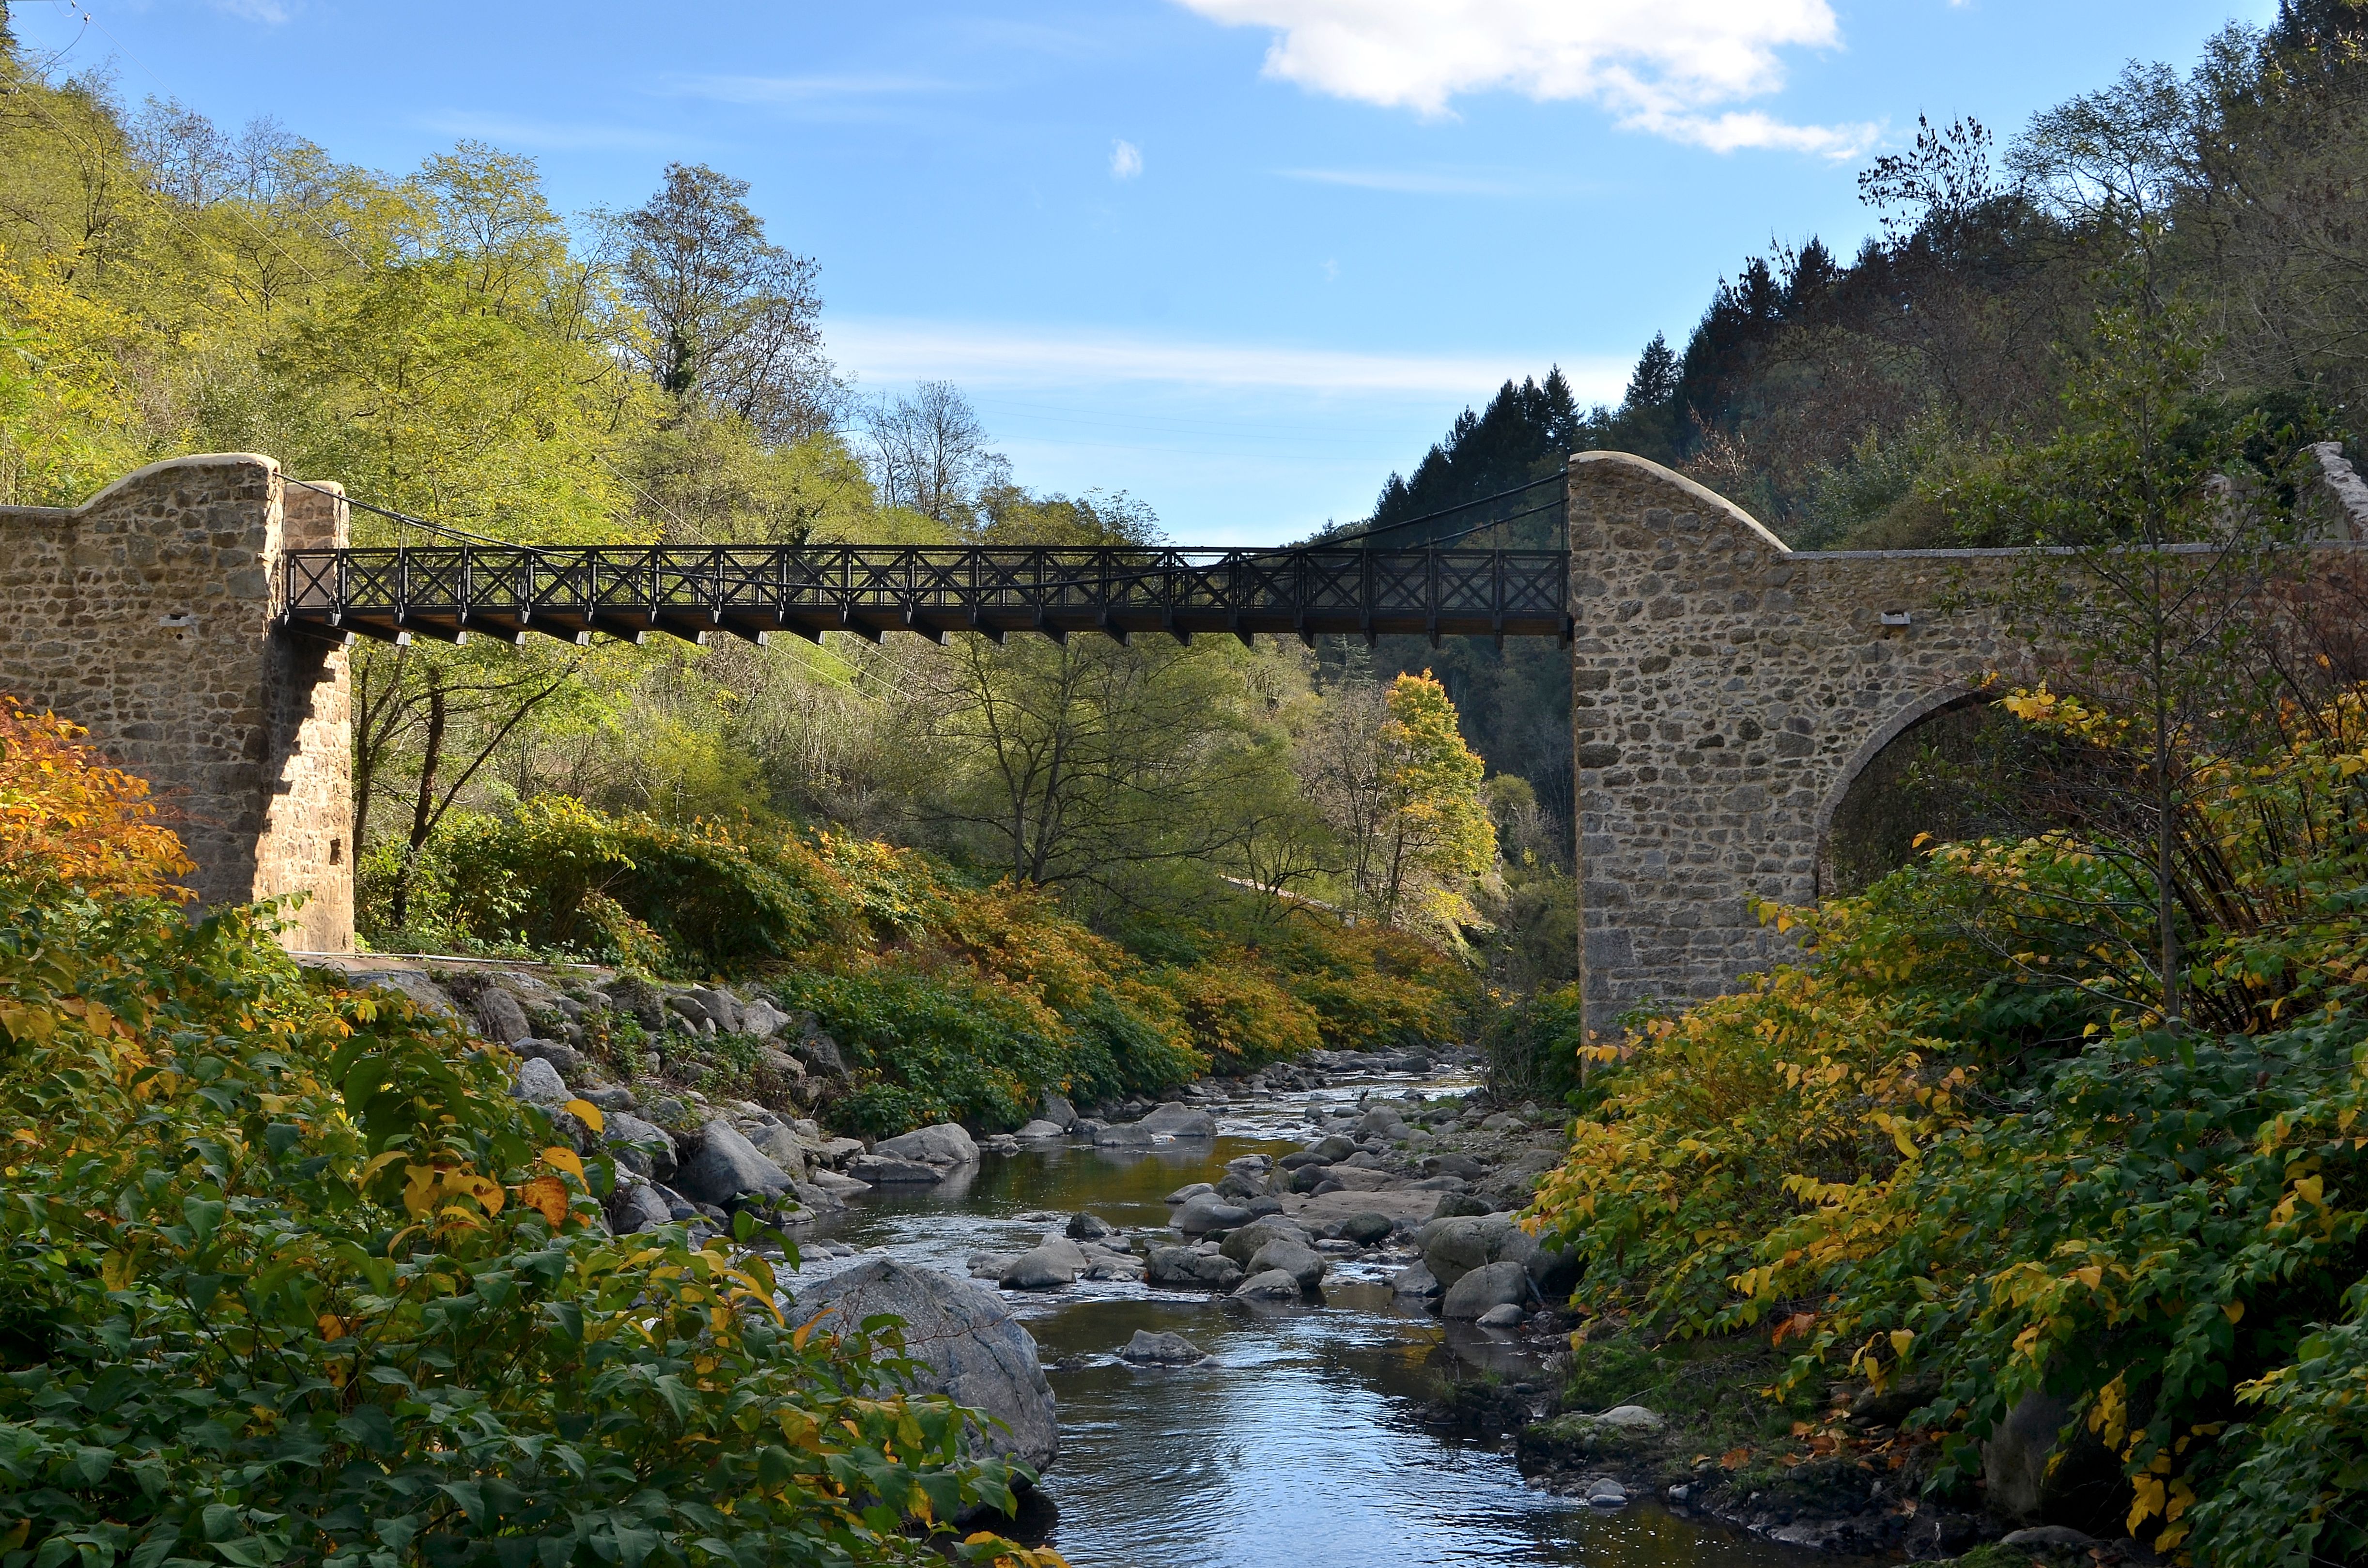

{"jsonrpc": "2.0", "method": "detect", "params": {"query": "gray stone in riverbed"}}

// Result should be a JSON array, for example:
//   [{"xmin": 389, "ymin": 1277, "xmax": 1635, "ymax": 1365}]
[
  {"xmin": 1137, "ymin": 1101, "xmax": 1218, "ymax": 1138},
  {"xmin": 1176, "ymin": 1194, "xmax": 1252, "ymax": 1235},
  {"xmin": 1015, "ymin": 1119, "xmax": 1068, "ymax": 1139},
  {"xmin": 1421, "ymin": 1214, "xmax": 1539, "ymax": 1289},
  {"xmin": 1248, "ymin": 1237, "xmax": 1328, "ymax": 1288},
  {"xmin": 673, "ymin": 1122, "xmax": 796, "ymax": 1209},
  {"xmin": 1165, "ymin": 1182, "xmax": 1214, "ymax": 1205},
  {"xmin": 1118, "ymin": 1330, "xmax": 1206, "ymax": 1365},
  {"xmin": 1231, "ymin": 1267, "xmax": 1305, "ymax": 1301},
  {"xmin": 999, "ymin": 1239, "xmax": 1087, "ymax": 1290},
  {"xmin": 846, "ymin": 1153, "xmax": 946, "ymax": 1184},
  {"xmin": 1065, "ymin": 1211, "xmax": 1114, "ymax": 1240},
  {"xmin": 602, "ymin": 1111, "xmax": 679, "ymax": 1181},
  {"xmin": 1341, "ymin": 1211, "xmax": 1394, "ymax": 1245},
  {"xmin": 874, "ymin": 1122, "xmax": 978, "ymax": 1167},
  {"xmin": 1440, "ymin": 1259, "xmax": 1531, "ymax": 1320},
  {"xmin": 1146, "ymin": 1246, "xmax": 1244, "ymax": 1291},
  {"xmin": 1477, "ymin": 1303, "xmax": 1525, "ymax": 1328},
  {"xmin": 796, "ymin": 1259, "xmax": 1057, "ymax": 1475},
  {"xmin": 1219, "ymin": 1217, "xmax": 1311, "ymax": 1267}
]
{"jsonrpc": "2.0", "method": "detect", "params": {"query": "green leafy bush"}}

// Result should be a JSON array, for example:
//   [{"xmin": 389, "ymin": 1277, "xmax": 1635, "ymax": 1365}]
[{"xmin": 0, "ymin": 881, "xmax": 1055, "ymax": 1565}]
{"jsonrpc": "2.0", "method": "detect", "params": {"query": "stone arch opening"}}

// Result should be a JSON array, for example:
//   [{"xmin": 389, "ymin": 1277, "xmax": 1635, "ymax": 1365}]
[{"xmin": 1815, "ymin": 687, "xmax": 2007, "ymax": 897}]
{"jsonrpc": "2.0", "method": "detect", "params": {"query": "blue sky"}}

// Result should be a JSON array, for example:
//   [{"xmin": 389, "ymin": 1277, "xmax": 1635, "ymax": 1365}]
[{"xmin": 18, "ymin": 0, "xmax": 2274, "ymax": 544}]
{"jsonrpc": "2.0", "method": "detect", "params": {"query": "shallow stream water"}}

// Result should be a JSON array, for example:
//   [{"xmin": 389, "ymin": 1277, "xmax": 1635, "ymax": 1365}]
[{"xmin": 783, "ymin": 1070, "xmax": 1820, "ymax": 1568}]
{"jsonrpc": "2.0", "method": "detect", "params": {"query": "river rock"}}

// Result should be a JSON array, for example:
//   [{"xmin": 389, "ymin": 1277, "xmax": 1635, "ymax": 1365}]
[
  {"xmin": 513, "ymin": 1057, "xmax": 570, "ymax": 1105},
  {"xmin": 1357, "ymin": 1108, "xmax": 1407, "ymax": 1139},
  {"xmin": 1441, "ymin": 1259, "xmax": 1531, "ymax": 1319},
  {"xmin": 1165, "ymin": 1182, "xmax": 1214, "ymax": 1205},
  {"xmin": 742, "ymin": 1121, "xmax": 813, "ymax": 1177},
  {"xmin": 1231, "ymin": 1268, "xmax": 1304, "ymax": 1301},
  {"xmin": 1041, "ymin": 1093, "xmax": 1079, "ymax": 1130},
  {"xmin": 1137, "ymin": 1102, "xmax": 1218, "ymax": 1139},
  {"xmin": 605, "ymin": 1179, "xmax": 673, "ymax": 1234},
  {"xmin": 1093, "ymin": 1121, "xmax": 1157, "ymax": 1148},
  {"xmin": 674, "ymin": 1122, "xmax": 796, "ymax": 1208},
  {"xmin": 786, "ymin": 1181, "xmax": 844, "ymax": 1218},
  {"xmin": 354, "ymin": 968, "xmax": 460, "ymax": 1020},
  {"xmin": 1000, "ymin": 1239, "xmax": 1087, "ymax": 1290},
  {"xmin": 1065, "ymin": 1212, "xmax": 1113, "ymax": 1240},
  {"xmin": 1279, "ymin": 1150, "xmax": 1333, "ymax": 1169},
  {"xmin": 1214, "ymin": 1171, "xmax": 1264, "ymax": 1200},
  {"xmin": 1118, "ymin": 1330, "xmax": 1206, "ymax": 1365},
  {"xmin": 1176, "ymin": 1194, "xmax": 1252, "ymax": 1235},
  {"xmin": 1016, "ymin": 1119, "xmax": 1068, "ymax": 1139},
  {"xmin": 1528, "ymin": 1243, "xmax": 1583, "ymax": 1301},
  {"xmin": 875, "ymin": 1122, "xmax": 979, "ymax": 1168},
  {"xmin": 806, "ymin": 1168, "xmax": 874, "ymax": 1196},
  {"xmin": 1147, "ymin": 1246, "xmax": 1245, "ymax": 1291},
  {"xmin": 1341, "ymin": 1211, "xmax": 1395, "ymax": 1245},
  {"xmin": 513, "ymin": 1037, "xmax": 588, "ymax": 1078},
  {"xmin": 791, "ymin": 1030, "xmax": 850, "ymax": 1079},
  {"xmin": 1314, "ymin": 1166, "xmax": 1398, "ymax": 1193},
  {"xmin": 1310, "ymin": 1134, "xmax": 1358, "ymax": 1161},
  {"xmin": 1393, "ymin": 1262, "xmax": 1442, "ymax": 1298},
  {"xmin": 1218, "ymin": 1217, "xmax": 1312, "ymax": 1268},
  {"xmin": 1421, "ymin": 1214, "xmax": 1540, "ymax": 1289},
  {"xmin": 1423, "ymin": 1153, "xmax": 1487, "ymax": 1180},
  {"xmin": 477, "ymin": 988, "xmax": 533, "ymax": 1045},
  {"xmin": 1248, "ymin": 1238, "xmax": 1327, "ymax": 1288},
  {"xmin": 603, "ymin": 1111, "xmax": 680, "ymax": 1181},
  {"xmin": 1586, "ymin": 1478, "xmax": 1627, "ymax": 1509},
  {"xmin": 846, "ymin": 1153, "xmax": 946, "ymax": 1184},
  {"xmin": 739, "ymin": 997, "xmax": 791, "ymax": 1040},
  {"xmin": 1477, "ymin": 1303, "xmax": 1525, "ymax": 1328},
  {"xmin": 796, "ymin": 1260, "xmax": 1057, "ymax": 1475}
]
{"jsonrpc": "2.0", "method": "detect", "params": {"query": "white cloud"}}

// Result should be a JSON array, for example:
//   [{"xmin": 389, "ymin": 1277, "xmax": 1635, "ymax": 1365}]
[
  {"xmin": 1173, "ymin": 0, "xmax": 1870, "ymax": 156},
  {"xmin": 832, "ymin": 316, "xmax": 1627, "ymax": 400},
  {"xmin": 1111, "ymin": 139, "xmax": 1145, "ymax": 179},
  {"xmin": 213, "ymin": 0, "xmax": 293, "ymax": 21}
]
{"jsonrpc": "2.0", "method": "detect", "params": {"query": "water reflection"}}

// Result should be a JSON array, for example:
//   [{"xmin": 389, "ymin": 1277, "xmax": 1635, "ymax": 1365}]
[{"xmin": 784, "ymin": 1077, "xmax": 1815, "ymax": 1568}]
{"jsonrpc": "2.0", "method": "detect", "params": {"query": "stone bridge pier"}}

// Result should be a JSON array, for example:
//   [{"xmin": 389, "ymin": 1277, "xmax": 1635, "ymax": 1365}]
[
  {"xmin": 1563, "ymin": 451, "xmax": 2025, "ymax": 1033},
  {"xmin": 0, "ymin": 454, "xmax": 353, "ymax": 951}
]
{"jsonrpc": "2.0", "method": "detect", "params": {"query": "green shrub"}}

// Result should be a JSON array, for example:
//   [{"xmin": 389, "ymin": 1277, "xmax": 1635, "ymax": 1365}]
[{"xmin": 0, "ymin": 880, "xmax": 1051, "ymax": 1566}]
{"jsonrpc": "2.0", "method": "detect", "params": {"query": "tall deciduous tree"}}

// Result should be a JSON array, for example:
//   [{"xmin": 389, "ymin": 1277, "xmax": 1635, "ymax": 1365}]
[
  {"xmin": 1299, "ymin": 672, "xmax": 1496, "ymax": 936},
  {"xmin": 614, "ymin": 162, "xmax": 837, "ymax": 440}
]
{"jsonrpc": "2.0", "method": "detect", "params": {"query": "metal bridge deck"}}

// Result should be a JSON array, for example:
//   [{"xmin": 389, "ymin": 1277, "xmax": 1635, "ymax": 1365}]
[{"xmin": 280, "ymin": 544, "xmax": 1574, "ymax": 647}]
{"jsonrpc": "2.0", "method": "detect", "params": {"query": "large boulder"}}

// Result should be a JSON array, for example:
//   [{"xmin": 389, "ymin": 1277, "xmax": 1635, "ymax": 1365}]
[
  {"xmin": 1015, "ymin": 1119, "xmax": 1068, "ymax": 1139},
  {"xmin": 1441, "ymin": 1259, "xmax": 1531, "ymax": 1319},
  {"xmin": 1118, "ymin": 1330, "xmax": 1205, "ymax": 1365},
  {"xmin": 1341, "ymin": 1212, "xmax": 1395, "ymax": 1246},
  {"xmin": 846, "ymin": 1153, "xmax": 946, "ymax": 1185},
  {"xmin": 999, "ymin": 1240, "xmax": 1087, "ymax": 1291},
  {"xmin": 875, "ymin": 1122, "xmax": 979, "ymax": 1168},
  {"xmin": 796, "ymin": 1260, "xmax": 1057, "ymax": 1475},
  {"xmin": 1040, "ymin": 1093, "xmax": 1079, "ymax": 1131},
  {"xmin": 603, "ymin": 1111, "xmax": 679, "ymax": 1181},
  {"xmin": 476, "ymin": 988, "xmax": 533, "ymax": 1045},
  {"xmin": 513, "ymin": 1057, "xmax": 570, "ymax": 1106},
  {"xmin": 605, "ymin": 1178, "xmax": 673, "ymax": 1234},
  {"xmin": 1420, "ymin": 1214, "xmax": 1540, "ymax": 1290},
  {"xmin": 1218, "ymin": 1217, "xmax": 1312, "ymax": 1268},
  {"xmin": 1231, "ymin": 1268, "xmax": 1304, "ymax": 1301},
  {"xmin": 673, "ymin": 1122, "xmax": 796, "ymax": 1208},
  {"xmin": 742, "ymin": 1121, "xmax": 812, "ymax": 1178},
  {"xmin": 1137, "ymin": 1102, "xmax": 1218, "ymax": 1139},
  {"xmin": 354, "ymin": 968, "xmax": 459, "ymax": 1021},
  {"xmin": 1146, "ymin": 1246, "xmax": 1245, "ymax": 1291},
  {"xmin": 1175, "ymin": 1194, "xmax": 1252, "ymax": 1235},
  {"xmin": 1248, "ymin": 1238, "xmax": 1327, "ymax": 1289}
]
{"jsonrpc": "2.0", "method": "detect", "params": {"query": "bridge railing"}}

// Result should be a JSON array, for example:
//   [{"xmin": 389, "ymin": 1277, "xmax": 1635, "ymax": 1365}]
[{"xmin": 281, "ymin": 544, "xmax": 1573, "ymax": 647}]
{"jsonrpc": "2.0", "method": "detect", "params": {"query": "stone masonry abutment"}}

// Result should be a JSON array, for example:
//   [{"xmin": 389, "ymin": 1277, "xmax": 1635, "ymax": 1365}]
[
  {"xmin": 0, "ymin": 454, "xmax": 354, "ymax": 951},
  {"xmin": 1564, "ymin": 451, "xmax": 2026, "ymax": 1033}
]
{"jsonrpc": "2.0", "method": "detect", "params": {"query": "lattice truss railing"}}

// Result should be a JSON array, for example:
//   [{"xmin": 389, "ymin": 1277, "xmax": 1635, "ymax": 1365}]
[{"xmin": 280, "ymin": 545, "xmax": 1573, "ymax": 648}]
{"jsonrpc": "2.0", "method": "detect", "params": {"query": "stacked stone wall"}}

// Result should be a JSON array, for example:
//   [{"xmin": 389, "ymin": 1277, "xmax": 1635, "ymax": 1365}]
[
  {"xmin": 0, "ymin": 454, "xmax": 353, "ymax": 950},
  {"xmin": 1565, "ymin": 452, "xmax": 2024, "ymax": 1031}
]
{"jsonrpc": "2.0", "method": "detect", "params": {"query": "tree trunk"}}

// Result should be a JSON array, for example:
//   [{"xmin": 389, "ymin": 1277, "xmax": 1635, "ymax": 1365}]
[{"xmin": 390, "ymin": 687, "xmax": 446, "ymax": 931}]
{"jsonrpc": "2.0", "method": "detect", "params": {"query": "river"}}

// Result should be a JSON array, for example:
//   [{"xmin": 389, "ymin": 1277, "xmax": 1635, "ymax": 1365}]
[{"xmin": 780, "ymin": 1066, "xmax": 1823, "ymax": 1568}]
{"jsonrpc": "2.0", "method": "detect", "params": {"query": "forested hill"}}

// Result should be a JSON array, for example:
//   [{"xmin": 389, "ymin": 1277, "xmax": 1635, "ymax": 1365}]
[{"xmin": 1348, "ymin": 0, "xmax": 2366, "ymax": 854}]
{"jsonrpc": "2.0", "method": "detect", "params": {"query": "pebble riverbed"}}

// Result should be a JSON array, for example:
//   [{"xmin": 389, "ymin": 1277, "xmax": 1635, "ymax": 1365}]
[{"xmin": 775, "ymin": 1067, "xmax": 1834, "ymax": 1568}]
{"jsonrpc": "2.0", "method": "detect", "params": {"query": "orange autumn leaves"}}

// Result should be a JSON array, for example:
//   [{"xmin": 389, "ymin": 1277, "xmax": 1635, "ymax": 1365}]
[{"xmin": 0, "ymin": 697, "xmax": 193, "ymax": 900}]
